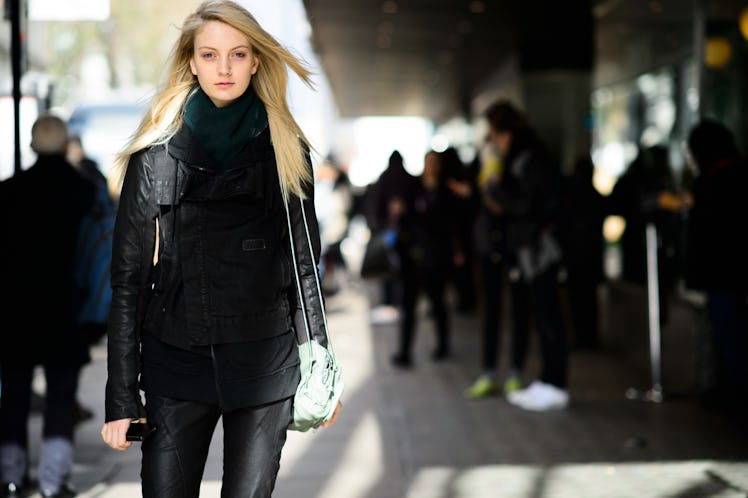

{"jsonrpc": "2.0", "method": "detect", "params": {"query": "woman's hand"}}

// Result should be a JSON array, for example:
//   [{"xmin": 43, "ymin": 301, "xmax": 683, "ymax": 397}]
[
  {"xmin": 101, "ymin": 418, "xmax": 135, "ymax": 451},
  {"xmin": 320, "ymin": 400, "xmax": 342, "ymax": 428}
]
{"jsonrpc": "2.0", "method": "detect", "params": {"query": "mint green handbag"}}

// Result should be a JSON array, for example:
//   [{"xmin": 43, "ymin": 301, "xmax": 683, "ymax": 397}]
[
  {"xmin": 288, "ymin": 339, "xmax": 343, "ymax": 431},
  {"xmin": 282, "ymin": 182, "xmax": 344, "ymax": 432}
]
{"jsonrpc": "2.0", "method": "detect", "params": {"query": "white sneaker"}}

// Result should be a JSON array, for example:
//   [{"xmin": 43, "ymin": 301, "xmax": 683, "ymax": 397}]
[
  {"xmin": 506, "ymin": 380, "xmax": 545, "ymax": 406},
  {"xmin": 506, "ymin": 380, "xmax": 569, "ymax": 411}
]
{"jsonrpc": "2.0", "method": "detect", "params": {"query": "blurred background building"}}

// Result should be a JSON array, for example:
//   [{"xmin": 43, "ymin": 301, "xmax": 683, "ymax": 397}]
[{"xmin": 4, "ymin": 0, "xmax": 748, "ymax": 183}]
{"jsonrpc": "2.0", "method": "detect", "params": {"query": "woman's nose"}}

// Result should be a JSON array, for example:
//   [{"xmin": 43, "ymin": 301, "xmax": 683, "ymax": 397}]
[{"xmin": 219, "ymin": 58, "xmax": 231, "ymax": 76}]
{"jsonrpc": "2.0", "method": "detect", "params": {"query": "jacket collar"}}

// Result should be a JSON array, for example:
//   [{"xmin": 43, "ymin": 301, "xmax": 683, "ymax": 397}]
[
  {"xmin": 168, "ymin": 123, "xmax": 272, "ymax": 170},
  {"xmin": 153, "ymin": 125, "xmax": 274, "ymax": 206},
  {"xmin": 168, "ymin": 125, "xmax": 215, "ymax": 167}
]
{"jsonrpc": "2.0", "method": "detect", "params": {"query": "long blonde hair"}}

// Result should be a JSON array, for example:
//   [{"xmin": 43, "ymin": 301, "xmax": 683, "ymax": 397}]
[{"xmin": 112, "ymin": 0, "xmax": 314, "ymax": 198}]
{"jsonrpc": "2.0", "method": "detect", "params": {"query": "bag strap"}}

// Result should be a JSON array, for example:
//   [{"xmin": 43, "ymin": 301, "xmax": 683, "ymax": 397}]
[{"xmin": 280, "ymin": 180, "xmax": 335, "ymax": 355}]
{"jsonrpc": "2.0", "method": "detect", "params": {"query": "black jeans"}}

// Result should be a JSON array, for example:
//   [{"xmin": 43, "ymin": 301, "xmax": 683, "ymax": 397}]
[
  {"xmin": 398, "ymin": 263, "xmax": 450, "ymax": 359},
  {"xmin": 479, "ymin": 257, "xmax": 530, "ymax": 373},
  {"xmin": 528, "ymin": 266, "xmax": 568, "ymax": 388},
  {"xmin": 141, "ymin": 394, "xmax": 293, "ymax": 498}
]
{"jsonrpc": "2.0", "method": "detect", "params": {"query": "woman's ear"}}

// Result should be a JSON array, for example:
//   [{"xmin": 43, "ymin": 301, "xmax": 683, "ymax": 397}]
[
  {"xmin": 189, "ymin": 58, "xmax": 197, "ymax": 76},
  {"xmin": 250, "ymin": 53, "xmax": 260, "ymax": 75}
]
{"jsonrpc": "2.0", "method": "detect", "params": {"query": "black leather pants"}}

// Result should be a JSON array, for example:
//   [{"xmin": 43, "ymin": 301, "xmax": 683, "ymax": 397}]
[{"xmin": 141, "ymin": 394, "xmax": 293, "ymax": 498}]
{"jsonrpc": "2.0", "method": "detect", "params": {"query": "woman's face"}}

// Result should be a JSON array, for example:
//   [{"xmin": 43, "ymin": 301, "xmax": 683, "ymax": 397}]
[
  {"xmin": 488, "ymin": 127, "xmax": 511, "ymax": 159},
  {"xmin": 423, "ymin": 151, "xmax": 441, "ymax": 180},
  {"xmin": 190, "ymin": 20, "xmax": 259, "ymax": 108}
]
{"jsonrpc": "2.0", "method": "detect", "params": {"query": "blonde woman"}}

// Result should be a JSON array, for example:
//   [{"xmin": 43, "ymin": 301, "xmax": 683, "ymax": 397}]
[{"xmin": 100, "ymin": 2, "xmax": 340, "ymax": 496}]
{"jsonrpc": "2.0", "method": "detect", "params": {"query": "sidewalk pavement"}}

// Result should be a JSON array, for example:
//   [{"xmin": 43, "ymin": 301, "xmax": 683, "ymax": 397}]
[{"xmin": 24, "ymin": 279, "xmax": 748, "ymax": 497}]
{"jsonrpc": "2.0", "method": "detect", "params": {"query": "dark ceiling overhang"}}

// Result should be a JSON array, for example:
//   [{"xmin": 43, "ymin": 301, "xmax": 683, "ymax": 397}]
[
  {"xmin": 301, "ymin": 0, "xmax": 519, "ymax": 123},
  {"xmin": 300, "ymin": 0, "xmax": 744, "ymax": 124},
  {"xmin": 302, "ymin": 1, "xmax": 598, "ymax": 124}
]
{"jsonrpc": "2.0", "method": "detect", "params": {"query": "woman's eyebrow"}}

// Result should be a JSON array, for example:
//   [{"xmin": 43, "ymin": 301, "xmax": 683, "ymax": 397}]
[{"xmin": 196, "ymin": 44, "xmax": 251, "ymax": 51}]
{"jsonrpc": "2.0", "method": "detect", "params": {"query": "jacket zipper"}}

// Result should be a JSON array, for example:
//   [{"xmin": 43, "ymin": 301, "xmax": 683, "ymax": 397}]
[{"xmin": 210, "ymin": 345, "xmax": 225, "ymax": 408}]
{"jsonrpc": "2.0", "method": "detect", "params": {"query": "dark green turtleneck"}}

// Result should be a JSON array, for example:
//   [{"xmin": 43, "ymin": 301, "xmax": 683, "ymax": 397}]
[{"xmin": 183, "ymin": 85, "xmax": 268, "ymax": 170}]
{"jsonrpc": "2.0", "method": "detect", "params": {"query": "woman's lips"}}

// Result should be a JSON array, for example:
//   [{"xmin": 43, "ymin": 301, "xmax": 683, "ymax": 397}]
[{"xmin": 216, "ymin": 82, "xmax": 233, "ymax": 88}]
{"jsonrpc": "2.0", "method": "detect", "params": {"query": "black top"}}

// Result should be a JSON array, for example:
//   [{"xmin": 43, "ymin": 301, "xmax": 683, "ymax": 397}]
[
  {"xmin": 140, "ymin": 329, "xmax": 298, "ymax": 411},
  {"xmin": 138, "ymin": 114, "xmax": 300, "ymax": 411}
]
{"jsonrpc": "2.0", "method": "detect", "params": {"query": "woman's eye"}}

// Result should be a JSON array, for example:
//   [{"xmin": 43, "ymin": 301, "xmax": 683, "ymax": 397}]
[
  {"xmin": 233, "ymin": 52, "xmax": 247, "ymax": 59},
  {"xmin": 201, "ymin": 52, "xmax": 214, "ymax": 60}
]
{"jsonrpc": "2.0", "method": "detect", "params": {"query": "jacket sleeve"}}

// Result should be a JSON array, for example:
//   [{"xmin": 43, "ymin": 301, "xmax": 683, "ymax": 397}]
[
  {"xmin": 105, "ymin": 151, "xmax": 156, "ymax": 422},
  {"xmin": 287, "ymin": 161, "xmax": 328, "ymax": 347}
]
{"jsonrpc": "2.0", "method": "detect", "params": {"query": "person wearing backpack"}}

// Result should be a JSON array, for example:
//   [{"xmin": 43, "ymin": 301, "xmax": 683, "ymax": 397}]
[
  {"xmin": 68, "ymin": 135, "xmax": 116, "ymax": 349},
  {"xmin": 0, "ymin": 114, "xmax": 95, "ymax": 498},
  {"xmin": 67, "ymin": 136, "xmax": 117, "ymax": 426}
]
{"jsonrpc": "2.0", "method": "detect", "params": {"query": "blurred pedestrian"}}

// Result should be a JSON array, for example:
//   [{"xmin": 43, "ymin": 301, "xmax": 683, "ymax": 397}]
[
  {"xmin": 0, "ymin": 114, "xmax": 95, "ymax": 497},
  {"xmin": 391, "ymin": 150, "xmax": 457, "ymax": 367},
  {"xmin": 441, "ymin": 146, "xmax": 479, "ymax": 313},
  {"xmin": 66, "ymin": 136, "xmax": 104, "ymax": 189},
  {"xmin": 99, "ymin": 2, "xmax": 340, "ymax": 496},
  {"xmin": 465, "ymin": 142, "xmax": 531, "ymax": 399},
  {"xmin": 26, "ymin": 135, "xmax": 106, "ymax": 427},
  {"xmin": 364, "ymin": 150, "xmax": 418, "ymax": 317},
  {"xmin": 558, "ymin": 155, "xmax": 606, "ymax": 350},
  {"xmin": 482, "ymin": 100, "xmax": 569, "ymax": 411},
  {"xmin": 685, "ymin": 119, "xmax": 748, "ymax": 416},
  {"xmin": 315, "ymin": 155, "xmax": 353, "ymax": 295},
  {"xmin": 67, "ymin": 134, "xmax": 116, "ymax": 349},
  {"xmin": 68, "ymin": 135, "xmax": 117, "ymax": 424},
  {"xmin": 607, "ymin": 145, "xmax": 687, "ymax": 326}
]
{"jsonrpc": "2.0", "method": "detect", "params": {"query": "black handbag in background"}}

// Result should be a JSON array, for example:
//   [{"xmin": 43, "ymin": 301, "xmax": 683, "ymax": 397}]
[{"xmin": 360, "ymin": 229, "xmax": 400, "ymax": 280}]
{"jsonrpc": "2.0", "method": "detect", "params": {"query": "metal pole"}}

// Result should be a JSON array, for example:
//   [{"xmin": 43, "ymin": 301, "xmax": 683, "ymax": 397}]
[
  {"xmin": 626, "ymin": 222, "xmax": 664, "ymax": 403},
  {"xmin": 645, "ymin": 223, "xmax": 664, "ymax": 400},
  {"xmin": 10, "ymin": 0, "xmax": 24, "ymax": 175}
]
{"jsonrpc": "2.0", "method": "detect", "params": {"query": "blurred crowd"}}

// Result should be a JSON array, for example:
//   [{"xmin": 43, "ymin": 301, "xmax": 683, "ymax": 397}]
[{"xmin": 313, "ymin": 100, "xmax": 748, "ymax": 417}]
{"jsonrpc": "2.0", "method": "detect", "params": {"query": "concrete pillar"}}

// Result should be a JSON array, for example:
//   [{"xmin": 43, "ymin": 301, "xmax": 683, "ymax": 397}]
[
  {"xmin": 516, "ymin": 0, "xmax": 594, "ymax": 174},
  {"xmin": 522, "ymin": 71, "xmax": 592, "ymax": 175}
]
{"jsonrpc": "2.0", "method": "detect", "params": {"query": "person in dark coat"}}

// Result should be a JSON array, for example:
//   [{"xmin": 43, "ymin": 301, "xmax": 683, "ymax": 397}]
[
  {"xmin": 368, "ymin": 150, "xmax": 418, "ymax": 233},
  {"xmin": 0, "ymin": 114, "xmax": 95, "ymax": 497},
  {"xmin": 66, "ymin": 136, "xmax": 106, "ymax": 191},
  {"xmin": 606, "ymin": 145, "xmax": 687, "ymax": 327},
  {"xmin": 558, "ymin": 155, "xmax": 606, "ymax": 350},
  {"xmin": 685, "ymin": 119, "xmax": 748, "ymax": 416},
  {"xmin": 441, "ymin": 146, "xmax": 479, "ymax": 313},
  {"xmin": 391, "ymin": 150, "xmax": 458, "ymax": 367},
  {"xmin": 464, "ymin": 142, "xmax": 531, "ymax": 399},
  {"xmin": 482, "ymin": 100, "xmax": 569, "ymax": 411},
  {"xmin": 364, "ymin": 150, "xmax": 419, "ymax": 309}
]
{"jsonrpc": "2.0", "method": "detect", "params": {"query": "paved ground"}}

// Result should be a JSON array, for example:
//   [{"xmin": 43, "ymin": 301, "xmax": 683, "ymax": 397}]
[{"xmin": 23, "ymin": 278, "xmax": 748, "ymax": 497}]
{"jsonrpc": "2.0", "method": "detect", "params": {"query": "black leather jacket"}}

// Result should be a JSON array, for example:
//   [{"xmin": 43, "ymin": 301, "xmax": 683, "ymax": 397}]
[{"xmin": 105, "ymin": 126, "xmax": 326, "ymax": 422}]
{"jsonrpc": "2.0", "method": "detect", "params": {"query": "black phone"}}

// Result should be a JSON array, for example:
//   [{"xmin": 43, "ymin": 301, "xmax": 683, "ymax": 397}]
[{"xmin": 126, "ymin": 419, "xmax": 156, "ymax": 442}]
